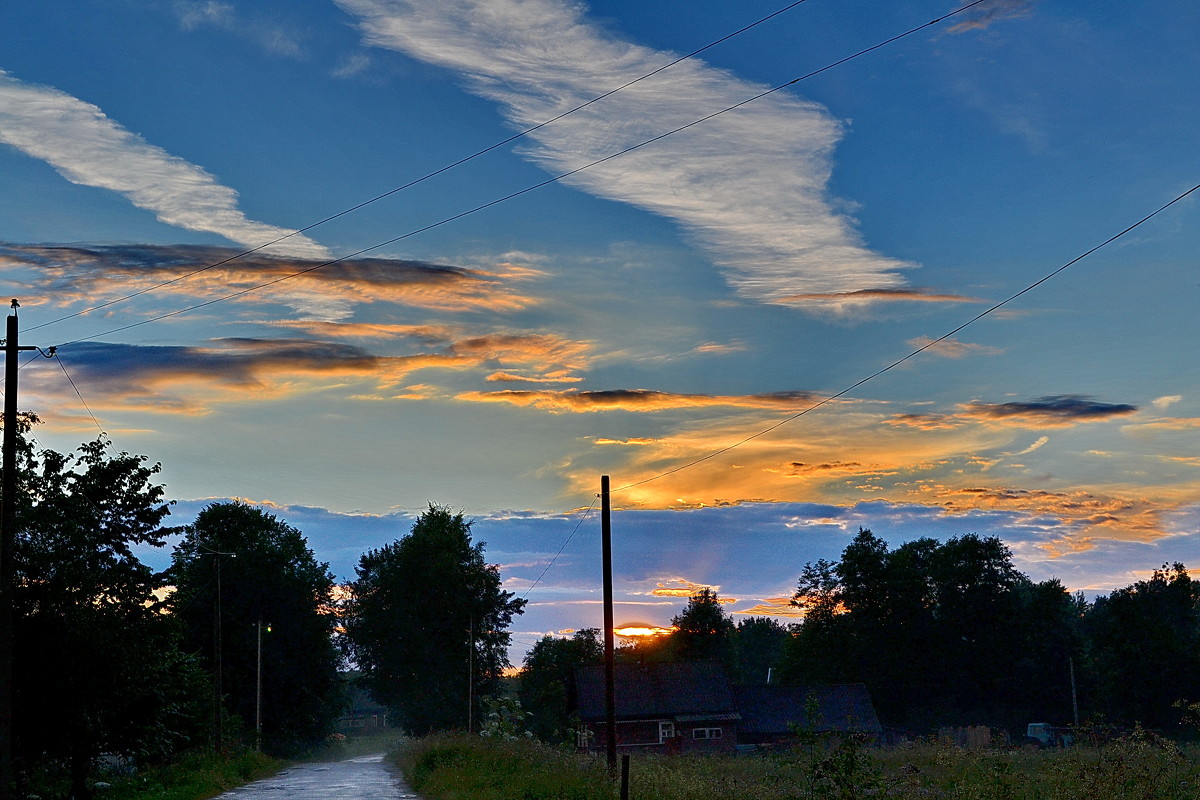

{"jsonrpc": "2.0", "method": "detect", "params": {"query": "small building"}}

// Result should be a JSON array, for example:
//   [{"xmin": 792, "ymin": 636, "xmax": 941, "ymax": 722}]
[
  {"xmin": 734, "ymin": 683, "xmax": 881, "ymax": 748},
  {"xmin": 574, "ymin": 661, "xmax": 741, "ymax": 754},
  {"xmin": 336, "ymin": 677, "xmax": 390, "ymax": 733}
]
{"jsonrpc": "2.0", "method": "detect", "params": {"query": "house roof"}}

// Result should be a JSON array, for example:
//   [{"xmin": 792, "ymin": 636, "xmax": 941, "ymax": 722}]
[
  {"xmin": 734, "ymin": 684, "xmax": 882, "ymax": 734},
  {"xmin": 574, "ymin": 661, "xmax": 739, "ymax": 722}
]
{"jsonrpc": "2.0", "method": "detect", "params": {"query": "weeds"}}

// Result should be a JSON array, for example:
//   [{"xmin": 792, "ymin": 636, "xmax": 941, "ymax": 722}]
[{"xmin": 398, "ymin": 729, "xmax": 1200, "ymax": 800}]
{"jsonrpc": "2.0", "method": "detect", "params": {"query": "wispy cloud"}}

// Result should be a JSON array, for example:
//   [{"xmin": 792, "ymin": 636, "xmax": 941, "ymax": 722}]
[
  {"xmin": 962, "ymin": 395, "xmax": 1138, "ymax": 427},
  {"xmin": 336, "ymin": 0, "xmax": 919, "ymax": 307},
  {"xmin": 1012, "ymin": 435, "xmax": 1049, "ymax": 456},
  {"xmin": 172, "ymin": 1, "xmax": 307, "ymax": 58},
  {"xmin": 948, "ymin": 0, "xmax": 1038, "ymax": 34},
  {"xmin": 0, "ymin": 73, "xmax": 328, "ymax": 258},
  {"xmin": 908, "ymin": 335, "xmax": 1003, "ymax": 359},
  {"xmin": 0, "ymin": 243, "xmax": 536, "ymax": 320},
  {"xmin": 456, "ymin": 388, "xmax": 823, "ymax": 413}
]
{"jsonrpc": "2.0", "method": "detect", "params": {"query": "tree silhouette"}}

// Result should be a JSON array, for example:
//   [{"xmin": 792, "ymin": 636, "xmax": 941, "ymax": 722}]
[
  {"xmin": 168, "ymin": 502, "xmax": 344, "ymax": 755},
  {"xmin": 344, "ymin": 505, "xmax": 525, "ymax": 735},
  {"xmin": 519, "ymin": 628, "xmax": 602, "ymax": 742},
  {"xmin": 670, "ymin": 587, "xmax": 736, "ymax": 663},
  {"xmin": 11, "ymin": 425, "xmax": 205, "ymax": 799}
]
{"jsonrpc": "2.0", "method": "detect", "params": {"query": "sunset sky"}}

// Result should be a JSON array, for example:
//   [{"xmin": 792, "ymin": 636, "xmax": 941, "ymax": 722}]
[{"xmin": 2, "ymin": 0, "xmax": 1198, "ymax": 661}]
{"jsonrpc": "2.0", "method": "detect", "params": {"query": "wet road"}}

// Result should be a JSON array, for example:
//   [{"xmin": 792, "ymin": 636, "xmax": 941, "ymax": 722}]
[{"xmin": 214, "ymin": 754, "xmax": 421, "ymax": 800}]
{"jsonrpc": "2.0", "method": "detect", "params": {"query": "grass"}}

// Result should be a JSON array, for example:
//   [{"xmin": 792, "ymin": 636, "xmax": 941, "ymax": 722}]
[
  {"xmin": 91, "ymin": 749, "xmax": 280, "ymax": 800},
  {"xmin": 396, "ymin": 729, "xmax": 1200, "ymax": 800},
  {"xmin": 90, "ymin": 731, "xmax": 403, "ymax": 800}
]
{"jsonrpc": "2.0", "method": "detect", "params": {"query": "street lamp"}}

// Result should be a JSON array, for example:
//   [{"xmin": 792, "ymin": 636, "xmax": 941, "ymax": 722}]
[{"xmin": 256, "ymin": 619, "xmax": 271, "ymax": 752}]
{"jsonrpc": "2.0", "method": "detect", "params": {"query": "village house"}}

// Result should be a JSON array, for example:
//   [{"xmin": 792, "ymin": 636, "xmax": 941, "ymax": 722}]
[
  {"xmin": 574, "ymin": 661, "xmax": 741, "ymax": 754},
  {"xmin": 574, "ymin": 661, "xmax": 880, "ymax": 755}
]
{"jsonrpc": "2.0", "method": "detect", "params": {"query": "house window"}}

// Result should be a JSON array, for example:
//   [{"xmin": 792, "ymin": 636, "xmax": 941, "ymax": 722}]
[
  {"xmin": 692, "ymin": 727, "xmax": 723, "ymax": 740},
  {"xmin": 658, "ymin": 722, "xmax": 675, "ymax": 742}
]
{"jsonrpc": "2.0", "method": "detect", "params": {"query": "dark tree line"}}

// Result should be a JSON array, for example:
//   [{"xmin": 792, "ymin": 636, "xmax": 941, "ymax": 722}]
[
  {"xmin": 515, "ymin": 529, "xmax": 1200, "ymax": 742},
  {"xmin": 10, "ymin": 417, "xmax": 531, "ymax": 797},
  {"xmin": 782, "ymin": 529, "xmax": 1200, "ymax": 733},
  {"xmin": 8, "ymin": 421, "xmax": 353, "ymax": 797}
]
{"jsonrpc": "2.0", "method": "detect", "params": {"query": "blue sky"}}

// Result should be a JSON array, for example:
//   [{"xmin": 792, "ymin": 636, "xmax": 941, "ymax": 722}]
[{"xmin": 2, "ymin": 0, "xmax": 1198, "ymax": 661}]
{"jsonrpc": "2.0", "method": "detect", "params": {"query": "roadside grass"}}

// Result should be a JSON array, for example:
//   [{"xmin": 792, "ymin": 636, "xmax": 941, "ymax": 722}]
[
  {"xmin": 92, "ymin": 748, "xmax": 279, "ymax": 800},
  {"xmin": 397, "ymin": 729, "xmax": 1200, "ymax": 800},
  {"xmin": 87, "ymin": 731, "xmax": 402, "ymax": 800}
]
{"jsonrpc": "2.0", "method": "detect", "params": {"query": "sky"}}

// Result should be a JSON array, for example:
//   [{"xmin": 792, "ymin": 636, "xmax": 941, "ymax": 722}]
[{"xmin": 2, "ymin": 0, "xmax": 1198, "ymax": 663}]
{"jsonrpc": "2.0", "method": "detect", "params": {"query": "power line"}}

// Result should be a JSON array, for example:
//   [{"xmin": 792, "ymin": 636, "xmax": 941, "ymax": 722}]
[
  {"xmin": 52, "ymin": 351, "xmax": 105, "ymax": 438},
  {"xmin": 520, "ymin": 498, "xmax": 600, "ymax": 602},
  {"xmin": 24, "ymin": 0, "xmax": 825, "ymax": 336},
  {"xmin": 613, "ymin": 182, "xmax": 1200, "ymax": 494},
  {"xmin": 51, "ymin": 0, "xmax": 990, "ymax": 349}
]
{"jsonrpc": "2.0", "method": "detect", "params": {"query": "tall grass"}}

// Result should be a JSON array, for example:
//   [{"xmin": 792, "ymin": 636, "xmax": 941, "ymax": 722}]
[
  {"xmin": 89, "ymin": 749, "xmax": 279, "ymax": 800},
  {"xmin": 397, "ymin": 729, "xmax": 1200, "ymax": 800}
]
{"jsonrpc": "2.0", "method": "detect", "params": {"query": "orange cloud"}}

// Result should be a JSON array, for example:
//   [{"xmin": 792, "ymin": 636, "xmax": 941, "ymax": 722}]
[
  {"xmin": 734, "ymin": 597, "xmax": 805, "ymax": 618},
  {"xmin": 486, "ymin": 371, "xmax": 583, "ymax": 384},
  {"xmin": 455, "ymin": 389, "xmax": 823, "ymax": 413},
  {"xmin": 885, "ymin": 413, "xmax": 964, "ymax": 431},
  {"xmin": 645, "ymin": 578, "xmax": 735, "ymax": 603},
  {"xmin": 939, "ymin": 486, "xmax": 1167, "ymax": 548}
]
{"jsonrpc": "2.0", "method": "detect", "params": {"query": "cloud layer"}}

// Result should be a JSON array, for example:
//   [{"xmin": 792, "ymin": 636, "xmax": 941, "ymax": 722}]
[
  {"xmin": 0, "ymin": 72, "xmax": 328, "ymax": 258},
  {"xmin": 336, "ymin": 0, "xmax": 916, "ymax": 306},
  {"xmin": 0, "ymin": 243, "xmax": 538, "ymax": 321}
]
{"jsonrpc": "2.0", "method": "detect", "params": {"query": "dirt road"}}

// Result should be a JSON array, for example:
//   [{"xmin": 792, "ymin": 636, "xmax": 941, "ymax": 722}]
[{"xmin": 214, "ymin": 754, "xmax": 420, "ymax": 799}]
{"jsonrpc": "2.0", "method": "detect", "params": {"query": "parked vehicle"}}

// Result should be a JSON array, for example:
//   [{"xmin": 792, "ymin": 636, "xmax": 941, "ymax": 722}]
[{"xmin": 1024, "ymin": 722, "xmax": 1073, "ymax": 747}]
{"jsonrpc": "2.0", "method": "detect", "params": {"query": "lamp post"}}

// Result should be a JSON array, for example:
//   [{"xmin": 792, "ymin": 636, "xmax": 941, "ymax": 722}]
[{"xmin": 256, "ymin": 619, "xmax": 270, "ymax": 752}]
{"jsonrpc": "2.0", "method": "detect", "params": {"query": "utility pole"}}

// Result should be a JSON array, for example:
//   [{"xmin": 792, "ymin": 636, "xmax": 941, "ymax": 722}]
[
  {"xmin": 256, "ymin": 619, "xmax": 265, "ymax": 752},
  {"xmin": 601, "ymin": 476, "xmax": 616, "ymax": 771},
  {"xmin": 1, "ymin": 301, "xmax": 38, "ymax": 800},
  {"xmin": 199, "ymin": 543, "xmax": 234, "ymax": 754},
  {"xmin": 1069, "ymin": 656, "xmax": 1080, "ymax": 727},
  {"xmin": 467, "ymin": 616, "xmax": 474, "ymax": 733}
]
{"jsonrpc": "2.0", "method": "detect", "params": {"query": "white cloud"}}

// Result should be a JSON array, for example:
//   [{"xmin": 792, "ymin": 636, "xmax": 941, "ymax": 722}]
[
  {"xmin": 1013, "ymin": 435, "xmax": 1049, "ymax": 456},
  {"xmin": 336, "ymin": 0, "xmax": 914, "ymax": 305},
  {"xmin": 0, "ymin": 71, "xmax": 329, "ymax": 259},
  {"xmin": 172, "ymin": 1, "xmax": 305, "ymax": 58},
  {"xmin": 1152, "ymin": 395, "xmax": 1182, "ymax": 410}
]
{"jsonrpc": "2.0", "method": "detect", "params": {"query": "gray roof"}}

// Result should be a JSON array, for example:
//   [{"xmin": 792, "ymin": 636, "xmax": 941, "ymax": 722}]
[
  {"xmin": 575, "ymin": 661, "xmax": 739, "ymax": 722},
  {"xmin": 734, "ymin": 684, "xmax": 882, "ymax": 734}
]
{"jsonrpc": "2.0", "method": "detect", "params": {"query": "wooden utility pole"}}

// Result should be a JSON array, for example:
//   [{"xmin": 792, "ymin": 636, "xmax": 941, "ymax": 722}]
[
  {"xmin": 601, "ymin": 476, "xmax": 616, "ymax": 771},
  {"xmin": 1, "ymin": 302, "xmax": 38, "ymax": 800}
]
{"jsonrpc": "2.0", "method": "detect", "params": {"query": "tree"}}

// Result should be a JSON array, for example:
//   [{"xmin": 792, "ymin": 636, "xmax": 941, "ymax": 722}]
[
  {"xmin": 780, "ymin": 528, "xmax": 1078, "ymax": 731},
  {"xmin": 343, "ymin": 505, "xmax": 526, "ymax": 735},
  {"xmin": 11, "ymin": 426, "xmax": 206, "ymax": 799},
  {"xmin": 168, "ymin": 502, "xmax": 344, "ymax": 755},
  {"xmin": 1085, "ymin": 563, "xmax": 1200, "ymax": 727},
  {"xmin": 519, "ymin": 629, "xmax": 603, "ymax": 742},
  {"xmin": 731, "ymin": 617, "xmax": 791, "ymax": 685},
  {"xmin": 670, "ymin": 587, "xmax": 736, "ymax": 663}
]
